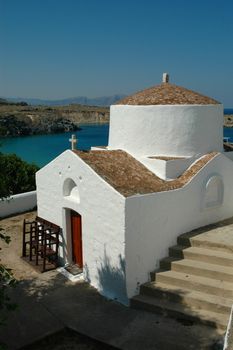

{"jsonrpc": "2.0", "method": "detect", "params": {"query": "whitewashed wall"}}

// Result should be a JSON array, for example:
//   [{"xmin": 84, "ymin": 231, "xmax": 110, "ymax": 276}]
[
  {"xmin": 0, "ymin": 191, "xmax": 37, "ymax": 218},
  {"xmin": 108, "ymin": 104, "xmax": 223, "ymax": 157},
  {"xmin": 36, "ymin": 150, "xmax": 128, "ymax": 304},
  {"xmin": 125, "ymin": 154, "xmax": 233, "ymax": 298},
  {"xmin": 225, "ymin": 151, "xmax": 233, "ymax": 161},
  {"xmin": 137, "ymin": 155, "xmax": 199, "ymax": 180},
  {"xmin": 36, "ymin": 149, "xmax": 233, "ymax": 304},
  {"xmin": 224, "ymin": 305, "xmax": 233, "ymax": 350}
]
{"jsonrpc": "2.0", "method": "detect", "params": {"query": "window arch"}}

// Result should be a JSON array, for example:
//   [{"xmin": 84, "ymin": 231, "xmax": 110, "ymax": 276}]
[
  {"xmin": 63, "ymin": 178, "xmax": 80, "ymax": 202},
  {"xmin": 203, "ymin": 175, "xmax": 224, "ymax": 209}
]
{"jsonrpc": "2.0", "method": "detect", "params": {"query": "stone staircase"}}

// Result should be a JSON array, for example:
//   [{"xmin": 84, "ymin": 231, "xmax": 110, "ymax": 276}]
[{"xmin": 131, "ymin": 220, "xmax": 233, "ymax": 333}]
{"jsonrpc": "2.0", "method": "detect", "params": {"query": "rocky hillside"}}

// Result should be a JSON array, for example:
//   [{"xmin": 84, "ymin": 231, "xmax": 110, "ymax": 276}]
[
  {"xmin": 224, "ymin": 114, "xmax": 233, "ymax": 127},
  {"xmin": 0, "ymin": 104, "xmax": 109, "ymax": 137},
  {"xmin": 0, "ymin": 102, "xmax": 231, "ymax": 137}
]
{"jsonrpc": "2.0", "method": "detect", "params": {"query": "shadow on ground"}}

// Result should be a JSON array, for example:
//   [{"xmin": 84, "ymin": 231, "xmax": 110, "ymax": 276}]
[
  {"xmin": 0, "ymin": 267, "xmax": 224, "ymax": 350},
  {"xmin": 20, "ymin": 327, "xmax": 119, "ymax": 350}
]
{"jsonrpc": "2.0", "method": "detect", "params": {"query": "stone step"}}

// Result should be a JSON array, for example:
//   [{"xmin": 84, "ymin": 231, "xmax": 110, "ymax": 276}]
[
  {"xmin": 191, "ymin": 239, "xmax": 233, "ymax": 254},
  {"xmin": 169, "ymin": 245, "xmax": 233, "ymax": 267},
  {"xmin": 159, "ymin": 257, "xmax": 180, "ymax": 270},
  {"xmin": 170, "ymin": 259, "xmax": 233, "ymax": 283},
  {"xmin": 140, "ymin": 281, "xmax": 232, "ymax": 315},
  {"xmin": 169, "ymin": 245, "xmax": 190, "ymax": 258},
  {"xmin": 156, "ymin": 270, "xmax": 233, "ymax": 298},
  {"xmin": 133, "ymin": 222, "xmax": 233, "ymax": 334},
  {"xmin": 131, "ymin": 294, "xmax": 228, "ymax": 331},
  {"xmin": 177, "ymin": 233, "xmax": 233, "ymax": 254}
]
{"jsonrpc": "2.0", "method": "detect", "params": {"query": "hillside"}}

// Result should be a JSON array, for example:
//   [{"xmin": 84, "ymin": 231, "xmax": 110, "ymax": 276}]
[
  {"xmin": 3, "ymin": 94, "xmax": 126, "ymax": 107},
  {"xmin": 0, "ymin": 102, "xmax": 232, "ymax": 138},
  {"xmin": 0, "ymin": 98, "xmax": 28, "ymax": 106},
  {"xmin": 0, "ymin": 104, "xmax": 109, "ymax": 137}
]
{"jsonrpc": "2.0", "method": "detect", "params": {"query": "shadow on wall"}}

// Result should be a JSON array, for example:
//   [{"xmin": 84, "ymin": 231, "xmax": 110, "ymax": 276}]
[{"xmin": 93, "ymin": 248, "xmax": 128, "ymax": 305}]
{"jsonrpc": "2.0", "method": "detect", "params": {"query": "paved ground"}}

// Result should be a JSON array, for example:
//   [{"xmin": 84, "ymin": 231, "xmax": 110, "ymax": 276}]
[
  {"xmin": 0, "ymin": 212, "xmax": 225, "ymax": 350},
  {"xmin": 181, "ymin": 217, "xmax": 233, "ymax": 249}
]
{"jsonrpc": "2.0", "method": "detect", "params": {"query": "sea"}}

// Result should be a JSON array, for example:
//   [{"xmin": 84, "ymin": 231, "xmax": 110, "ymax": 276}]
[
  {"xmin": 0, "ymin": 124, "xmax": 109, "ymax": 167},
  {"xmin": 0, "ymin": 109, "xmax": 233, "ymax": 168}
]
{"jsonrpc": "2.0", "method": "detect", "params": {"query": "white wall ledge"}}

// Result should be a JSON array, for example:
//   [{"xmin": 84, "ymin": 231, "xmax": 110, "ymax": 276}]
[{"xmin": 0, "ymin": 191, "xmax": 37, "ymax": 218}]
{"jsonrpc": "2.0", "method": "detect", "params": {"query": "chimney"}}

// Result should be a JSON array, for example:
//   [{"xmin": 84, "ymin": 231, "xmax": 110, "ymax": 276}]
[{"xmin": 162, "ymin": 73, "xmax": 169, "ymax": 83}]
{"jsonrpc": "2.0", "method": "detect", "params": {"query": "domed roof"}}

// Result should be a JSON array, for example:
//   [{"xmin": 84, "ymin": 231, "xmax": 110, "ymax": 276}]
[{"xmin": 115, "ymin": 75, "xmax": 220, "ymax": 106}]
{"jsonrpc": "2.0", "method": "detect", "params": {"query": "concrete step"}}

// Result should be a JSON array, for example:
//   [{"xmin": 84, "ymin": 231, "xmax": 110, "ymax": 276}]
[
  {"xmin": 133, "ymin": 222, "xmax": 233, "ymax": 334},
  {"xmin": 131, "ymin": 294, "xmax": 228, "ymax": 331},
  {"xmin": 177, "ymin": 233, "xmax": 198, "ymax": 247},
  {"xmin": 140, "ymin": 281, "xmax": 232, "ymax": 315},
  {"xmin": 169, "ymin": 245, "xmax": 233, "ymax": 267},
  {"xmin": 191, "ymin": 238, "xmax": 233, "ymax": 254},
  {"xmin": 159, "ymin": 257, "xmax": 180, "ymax": 271},
  {"xmin": 177, "ymin": 232, "xmax": 233, "ymax": 254},
  {"xmin": 170, "ymin": 259, "xmax": 233, "ymax": 283},
  {"xmin": 156, "ymin": 270, "xmax": 233, "ymax": 298},
  {"xmin": 169, "ymin": 245, "xmax": 189, "ymax": 258}
]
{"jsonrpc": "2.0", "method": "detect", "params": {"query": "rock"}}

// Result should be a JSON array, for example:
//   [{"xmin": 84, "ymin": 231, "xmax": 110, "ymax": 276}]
[{"xmin": 0, "ymin": 104, "xmax": 109, "ymax": 137}]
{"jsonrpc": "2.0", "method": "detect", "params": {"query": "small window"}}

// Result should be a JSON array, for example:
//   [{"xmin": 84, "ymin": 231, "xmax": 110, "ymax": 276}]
[
  {"xmin": 203, "ymin": 175, "xmax": 224, "ymax": 209},
  {"xmin": 63, "ymin": 178, "xmax": 80, "ymax": 202}
]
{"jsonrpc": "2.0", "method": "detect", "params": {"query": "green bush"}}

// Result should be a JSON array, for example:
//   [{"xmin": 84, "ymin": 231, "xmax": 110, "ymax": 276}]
[{"xmin": 0, "ymin": 153, "xmax": 39, "ymax": 197}]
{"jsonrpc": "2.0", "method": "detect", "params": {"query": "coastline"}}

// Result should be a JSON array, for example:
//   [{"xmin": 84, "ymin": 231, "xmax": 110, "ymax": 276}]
[
  {"xmin": 0, "ymin": 101, "xmax": 232, "ymax": 139},
  {"xmin": 0, "ymin": 103, "xmax": 110, "ymax": 137}
]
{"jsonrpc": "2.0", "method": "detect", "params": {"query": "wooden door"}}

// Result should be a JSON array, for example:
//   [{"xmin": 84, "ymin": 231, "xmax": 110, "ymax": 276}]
[{"xmin": 71, "ymin": 211, "xmax": 83, "ymax": 267}]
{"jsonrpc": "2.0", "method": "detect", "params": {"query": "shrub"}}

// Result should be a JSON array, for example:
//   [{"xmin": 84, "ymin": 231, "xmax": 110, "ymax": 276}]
[{"xmin": 0, "ymin": 153, "xmax": 39, "ymax": 197}]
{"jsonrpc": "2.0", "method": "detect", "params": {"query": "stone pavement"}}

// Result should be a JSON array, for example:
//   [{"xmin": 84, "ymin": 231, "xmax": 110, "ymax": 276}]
[
  {"xmin": 0, "ymin": 212, "xmax": 226, "ymax": 349},
  {"xmin": 0, "ymin": 269, "xmax": 224, "ymax": 350}
]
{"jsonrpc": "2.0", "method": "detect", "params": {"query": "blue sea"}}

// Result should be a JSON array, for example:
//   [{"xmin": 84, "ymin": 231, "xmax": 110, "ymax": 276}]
[
  {"xmin": 0, "ymin": 124, "xmax": 109, "ymax": 167},
  {"xmin": 0, "ymin": 120, "xmax": 233, "ymax": 168},
  {"xmin": 225, "ymin": 108, "xmax": 233, "ymax": 114}
]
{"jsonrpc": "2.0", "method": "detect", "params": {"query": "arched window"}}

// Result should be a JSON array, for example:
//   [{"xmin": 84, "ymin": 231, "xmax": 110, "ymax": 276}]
[
  {"xmin": 203, "ymin": 175, "xmax": 224, "ymax": 209},
  {"xmin": 63, "ymin": 178, "xmax": 80, "ymax": 202}
]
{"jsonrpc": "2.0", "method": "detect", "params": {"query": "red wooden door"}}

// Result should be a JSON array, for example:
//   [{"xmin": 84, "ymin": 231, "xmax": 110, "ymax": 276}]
[{"xmin": 71, "ymin": 212, "xmax": 83, "ymax": 267}]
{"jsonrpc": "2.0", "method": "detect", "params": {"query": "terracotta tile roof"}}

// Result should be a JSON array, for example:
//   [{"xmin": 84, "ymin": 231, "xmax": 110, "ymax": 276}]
[
  {"xmin": 115, "ymin": 83, "xmax": 220, "ymax": 105},
  {"xmin": 73, "ymin": 150, "xmax": 218, "ymax": 197}
]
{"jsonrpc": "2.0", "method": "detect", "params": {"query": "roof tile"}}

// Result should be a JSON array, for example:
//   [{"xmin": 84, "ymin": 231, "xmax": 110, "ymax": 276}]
[
  {"xmin": 115, "ymin": 83, "xmax": 220, "ymax": 105},
  {"xmin": 73, "ymin": 150, "xmax": 217, "ymax": 197}
]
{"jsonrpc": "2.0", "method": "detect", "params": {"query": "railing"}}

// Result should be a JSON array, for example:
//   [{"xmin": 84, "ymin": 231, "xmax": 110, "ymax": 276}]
[{"xmin": 22, "ymin": 217, "xmax": 60, "ymax": 272}]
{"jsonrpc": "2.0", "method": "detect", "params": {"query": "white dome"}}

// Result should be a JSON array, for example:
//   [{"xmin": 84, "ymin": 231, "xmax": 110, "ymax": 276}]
[{"xmin": 108, "ymin": 81, "xmax": 223, "ymax": 157}]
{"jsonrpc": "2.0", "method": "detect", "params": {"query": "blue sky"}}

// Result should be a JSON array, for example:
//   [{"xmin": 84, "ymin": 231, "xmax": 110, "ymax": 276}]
[{"xmin": 1, "ymin": 0, "xmax": 233, "ymax": 106}]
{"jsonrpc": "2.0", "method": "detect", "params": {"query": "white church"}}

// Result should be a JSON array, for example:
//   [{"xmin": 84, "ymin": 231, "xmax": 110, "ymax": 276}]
[{"xmin": 36, "ymin": 74, "xmax": 233, "ymax": 305}]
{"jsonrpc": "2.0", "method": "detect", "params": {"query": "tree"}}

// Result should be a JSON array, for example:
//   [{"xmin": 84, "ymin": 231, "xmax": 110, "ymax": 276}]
[
  {"xmin": 0, "ymin": 153, "xmax": 39, "ymax": 196},
  {"xmin": 0, "ymin": 153, "xmax": 39, "ymax": 349}
]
